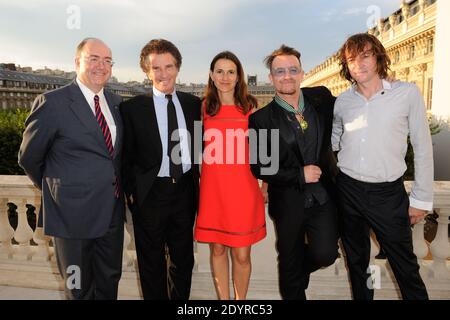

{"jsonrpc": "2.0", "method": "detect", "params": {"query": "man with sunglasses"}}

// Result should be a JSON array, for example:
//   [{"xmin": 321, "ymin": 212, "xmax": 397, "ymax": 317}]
[
  {"xmin": 19, "ymin": 38, "xmax": 124, "ymax": 299},
  {"xmin": 333, "ymin": 33, "xmax": 432, "ymax": 300},
  {"xmin": 249, "ymin": 45, "xmax": 339, "ymax": 300}
]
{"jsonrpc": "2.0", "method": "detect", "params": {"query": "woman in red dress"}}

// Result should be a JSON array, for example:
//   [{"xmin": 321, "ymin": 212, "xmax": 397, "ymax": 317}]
[{"xmin": 194, "ymin": 51, "xmax": 266, "ymax": 300}]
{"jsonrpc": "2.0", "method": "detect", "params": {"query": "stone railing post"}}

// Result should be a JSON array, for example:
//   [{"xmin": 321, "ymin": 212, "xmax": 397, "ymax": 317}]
[
  {"xmin": 335, "ymin": 240, "xmax": 347, "ymax": 276},
  {"xmin": 0, "ymin": 198, "xmax": 15, "ymax": 259},
  {"xmin": 122, "ymin": 222, "xmax": 132, "ymax": 270},
  {"xmin": 12, "ymin": 198, "xmax": 34, "ymax": 260},
  {"xmin": 28, "ymin": 196, "xmax": 52, "ymax": 262},
  {"xmin": 412, "ymin": 215, "xmax": 432, "ymax": 279},
  {"xmin": 430, "ymin": 207, "xmax": 450, "ymax": 279},
  {"xmin": 412, "ymin": 215, "xmax": 431, "ymax": 260}
]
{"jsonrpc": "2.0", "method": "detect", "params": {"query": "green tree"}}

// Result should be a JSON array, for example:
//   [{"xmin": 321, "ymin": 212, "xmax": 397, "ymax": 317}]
[
  {"xmin": 404, "ymin": 120, "xmax": 441, "ymax": 181},
  {"xmin": 0, "ymin": 108, "xmax": 29, "ymax": 175}
]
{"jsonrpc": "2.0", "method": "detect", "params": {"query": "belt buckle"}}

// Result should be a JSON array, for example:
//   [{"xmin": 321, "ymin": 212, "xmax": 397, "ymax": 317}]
[{"xmin": 172, "ymin": 178, "xmax": 177, "ymax": 184}]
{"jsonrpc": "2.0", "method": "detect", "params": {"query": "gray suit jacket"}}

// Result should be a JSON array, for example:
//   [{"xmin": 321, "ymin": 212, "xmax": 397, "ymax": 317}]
[{"xmin": 18, "ymin": 80, "xmax": 124, "ymax": 239}]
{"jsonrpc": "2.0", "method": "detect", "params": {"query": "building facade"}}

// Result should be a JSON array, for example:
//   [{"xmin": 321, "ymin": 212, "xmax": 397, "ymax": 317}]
[
  {"xmin": 177, "ymin": 82, "xmax": 275, "ymax": 108},
  {"xmin": 302, "ymin": 0, "xmax": 437, "ymax": 110},
  {"xmin": 0, "ymin": 68, "xmax": 151, "ymax": 110},
  {"xmin": 1, "ymin": 67, "xmax": 275, "ymax": 110}
]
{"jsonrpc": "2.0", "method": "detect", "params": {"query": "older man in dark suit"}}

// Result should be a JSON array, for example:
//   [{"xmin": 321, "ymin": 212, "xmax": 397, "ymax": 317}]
[
  {"xmin": 120, "ymin": 39, "xmax": 201, "ymax": 300},
  {"xmin": 18, "ymin": 38, "xmax": 124, "ymax": 300}
]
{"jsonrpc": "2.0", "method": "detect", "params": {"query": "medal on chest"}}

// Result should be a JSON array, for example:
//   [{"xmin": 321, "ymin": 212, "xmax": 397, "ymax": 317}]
[{"xmin": 296, "ymin": 114, "xmax": 309, "ymax": 132}]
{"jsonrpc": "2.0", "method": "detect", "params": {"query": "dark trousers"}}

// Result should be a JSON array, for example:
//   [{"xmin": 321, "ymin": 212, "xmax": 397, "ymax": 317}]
[
  {"xmin": 269, "ymin": 188, "xmax": 338, "ymax": 300},
  {"xmin": 133, "ymin": 171, "xmax": 196, "ymax": 300},
  {"xmin": 54, "ymin": 199, "xmax": 124, "ymax": 300},
  {"xmin": 337, "ymin": 172, "xmax": 428, "ymax": 300}
]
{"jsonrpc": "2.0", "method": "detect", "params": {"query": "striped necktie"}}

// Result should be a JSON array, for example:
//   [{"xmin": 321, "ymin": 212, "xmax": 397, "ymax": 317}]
[{"xmin": 94, "ymin": 95, "xmax": 119, "ymax": 198}]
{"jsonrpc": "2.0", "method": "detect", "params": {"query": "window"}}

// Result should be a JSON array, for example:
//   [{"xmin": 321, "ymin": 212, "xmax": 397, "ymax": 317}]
[
  {"xmin": 427, "ymin": 78, "xmax": 433, "ymax": 110},
  {"xmin": 410, "ymin": 5, "xmax": 420, "ymax": 16},
  {"xmin": 426, "ymin": 0, "xmax": 436, "ymax": 7},
  {"xmin": 397, "ymin": 15, "xmax": 404, "ymax": 25},
  {"xmin": 0, "ymin": 80, "xmax": 3, "ymax": 86},
  {"xmin": 394, "ymin": 50, "xmax": 400, "ymax": 64},
  {"xmin": 426, "ymin": 38, "xmax": 434, "ymax": 55},
  {"xmin": 408, "ymin": 45, "xmax": 416, "ymax": 60}
]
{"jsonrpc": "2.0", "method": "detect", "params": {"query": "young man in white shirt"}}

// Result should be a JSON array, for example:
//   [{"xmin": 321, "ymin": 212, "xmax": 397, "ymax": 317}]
[{"xmin": 332, "ymin": 33, "xmax": 433, "ymax": 300}]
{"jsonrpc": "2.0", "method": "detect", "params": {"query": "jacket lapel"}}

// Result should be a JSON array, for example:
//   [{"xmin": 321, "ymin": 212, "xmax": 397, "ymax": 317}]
[
  {"xmin": 177, "ymin": 92, "xmax": 194, "ymax": 137},
  {"xmin": 67, "ymin": 81, "xmax": 110, "ymax": 156},
  {"xmin": 176, "ymin": 91, "xmax": 195, "ymax": 165},
  {"xmin": 144, "ymin": 93, "xmax": 163, "ymax": 164},
  {"xmin": 270, "ymin": 101, "xmax": 304, "ymax": 163},
  {"xmin": 303, "ymin": 89, "xmax": 324, "ymax": 160},
  {"xmin": 105, "ymin": 90, "xmax": 122, "ymax": 157}
]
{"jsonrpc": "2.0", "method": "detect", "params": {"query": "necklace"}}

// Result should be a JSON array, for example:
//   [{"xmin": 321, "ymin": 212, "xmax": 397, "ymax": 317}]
[{"xmin": 274, "ymin": 91, "xmax": 308, "ymax": 132}]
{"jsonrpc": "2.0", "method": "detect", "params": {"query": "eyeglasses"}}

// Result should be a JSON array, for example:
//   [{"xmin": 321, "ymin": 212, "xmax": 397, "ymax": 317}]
[
  {"xmin": 271, "ymin": 67, "xmax": 301, "ymax": 77},
  {"xmin": 346, "ymin": 50, "xmax": 374, "ymax": 64},
  {"xmin": 84, "ymin": 55, "xmax": 115, "ymax": 67}
]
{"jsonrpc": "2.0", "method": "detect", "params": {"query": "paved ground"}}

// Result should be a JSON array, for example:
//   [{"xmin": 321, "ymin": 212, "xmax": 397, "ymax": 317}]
[
  {"xmin": 0, "ymin": 286, "xmax": 140, "ymax": 300},
  {"xmin": 0, "ymin": 285, "xmax": 64, "ymax": 300}
]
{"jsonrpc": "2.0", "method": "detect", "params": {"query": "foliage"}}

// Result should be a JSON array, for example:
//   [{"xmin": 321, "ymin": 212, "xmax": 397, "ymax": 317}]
[
  {"xmin": 404, "ymin": 120, "xmax": 441, "ymax": 180},
  {"xmin": 0, "ymin": 108, "xmax": 29, "ymax": 175}
]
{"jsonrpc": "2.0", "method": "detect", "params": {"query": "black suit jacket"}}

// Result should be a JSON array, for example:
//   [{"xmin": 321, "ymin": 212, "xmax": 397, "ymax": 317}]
[
  {"xmin": 248, "ymin": 86, "xmax": 338, "ymax": 212},
  {"xmin": 120, "ymin": 91, "xmax": 201, "ymax": 210}
]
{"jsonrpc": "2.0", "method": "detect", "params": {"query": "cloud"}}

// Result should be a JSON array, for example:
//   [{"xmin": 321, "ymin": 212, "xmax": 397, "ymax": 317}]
[
  {"xmin": 0, "ymin": 0, "xmax": 403, "ymax": 83},
  {"xmin": 343, "ymin": 7, "xmax": 366, "ymax": 16}
]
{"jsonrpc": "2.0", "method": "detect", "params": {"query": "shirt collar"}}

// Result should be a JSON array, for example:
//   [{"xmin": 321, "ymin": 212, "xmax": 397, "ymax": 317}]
[
  {"xmin": 351, "ymin": 78, "xmax": 393, "ymax": 95},
  {"xmin": 152, "ymin": 86, "xmax": 176, "ymax": 99},
  {"xmin": 76, "ymin": 77, "xmax": 105, "ymax": 101},
  {"xmin": 381, "ymin": 79, "xmax": 393, "ymax": 90}
]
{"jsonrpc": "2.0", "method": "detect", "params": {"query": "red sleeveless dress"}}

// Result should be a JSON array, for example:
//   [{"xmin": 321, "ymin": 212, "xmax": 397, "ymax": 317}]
[{"xmin": 194, "ymin": 105, "xmax": 266, "ymax": 247}]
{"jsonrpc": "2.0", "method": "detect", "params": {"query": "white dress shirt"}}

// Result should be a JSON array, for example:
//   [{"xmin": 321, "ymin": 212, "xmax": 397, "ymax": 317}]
[
  {"xmin": 332, "ymin": 80, "xmax": 434, "ymax": 211},
  {"xmin": 152, "ymin": 86, "xmax": 191, "ymax": 177},
  {"xmin": 76, "ymin": 78, "xmax": 117, "ymax": 146}
]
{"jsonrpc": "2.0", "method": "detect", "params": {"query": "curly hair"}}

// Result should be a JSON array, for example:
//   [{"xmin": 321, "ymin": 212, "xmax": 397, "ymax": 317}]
[
  {"xmin": 139, "ymin": 39, "xmax": 182, "ymax": 73},
  {"xmin": 338, "ymin": 33, "xmax": 391, "ymax": 83}
]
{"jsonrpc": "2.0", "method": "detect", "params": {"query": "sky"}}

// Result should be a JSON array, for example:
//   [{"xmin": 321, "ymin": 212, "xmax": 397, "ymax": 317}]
[{"xmin": 0, "ymin": 0, "xmax": 402, "ymax": 84}]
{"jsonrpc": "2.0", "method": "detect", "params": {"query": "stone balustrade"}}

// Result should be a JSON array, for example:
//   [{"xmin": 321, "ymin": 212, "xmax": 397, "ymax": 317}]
[{"xmin": 0, "ymin": 175, "xmax": 449, "ymax": 299}]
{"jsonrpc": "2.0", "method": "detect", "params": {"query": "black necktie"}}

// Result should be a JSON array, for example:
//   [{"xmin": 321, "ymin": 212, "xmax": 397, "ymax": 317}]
[{"xmin": 166, "ymin": 94, "xmax": 183, "ymax": 180}]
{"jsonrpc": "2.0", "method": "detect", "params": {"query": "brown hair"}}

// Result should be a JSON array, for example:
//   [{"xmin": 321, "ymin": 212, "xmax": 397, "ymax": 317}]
[
  {"xmin": 204, "ymin": 51, "xmax": 257, "ymax": 116},
  {"xmin": 338, "ymin": 33, "xmax": 391, "ymax": 83},
  {"xmin": 139, "ymin": 39, "xmax": 182, "ymax": 73},
  {"xmin": 264, "ymin": 45, "xmax": 302, "ymax": 70}
]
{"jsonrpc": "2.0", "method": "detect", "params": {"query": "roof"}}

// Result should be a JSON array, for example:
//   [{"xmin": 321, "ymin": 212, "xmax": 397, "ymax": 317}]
[
  {"xmin": 0, "ymin": 69, "xmax": 151, "ymax": 95},
  {"xmin": 0, "ymin": 69, "xmax": 71, "ymax": 85}
]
